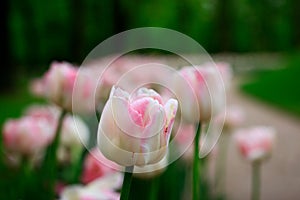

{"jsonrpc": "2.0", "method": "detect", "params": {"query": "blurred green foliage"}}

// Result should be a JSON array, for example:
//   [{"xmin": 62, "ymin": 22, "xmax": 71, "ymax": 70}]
[{"xmin": 7, "ymin": 0, "xmax": 300, "ymax": 69}]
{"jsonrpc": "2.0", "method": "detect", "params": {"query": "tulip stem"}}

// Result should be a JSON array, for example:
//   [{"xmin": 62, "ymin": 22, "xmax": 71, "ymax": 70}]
[
  {"xmin": 41, "ymin": 109, "xmax": 66, "ymax": 200},
  {"xmin": 215, "ymin": 133, "xmax": 230, "ymax": 197},
  {"xmin": 193, "ymin": 121, "xmax": 201, "ymax": 200},
  {"xmin": 251, "ymin": 160, "xmax": 261, "ymax": 200},
  {"xmin": 120, "ymin": 165, "xmax": 134, "ymax": 200}
]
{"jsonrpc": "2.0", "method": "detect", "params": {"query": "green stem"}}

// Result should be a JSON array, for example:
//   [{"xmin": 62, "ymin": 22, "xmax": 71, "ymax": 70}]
[
  {"xmin": 120, "ymin": 166, "xmax": 134, "ymax": 200},
  {"xmin": 149, "ymin": 176, "xmax": 160, "ymax": 200},
  {"xmin": 193, "ymin": 121, "xmax": 201, "ymax": 200},
  {"xmin": 20, "ymin": 157, "xmax": 31, "ymax": 198},
  {"xmin": 41, "ymin": 109, "xmax": 67, "ymax": 199},
  {"xmin": 215, "ymin": 133, "xmax": 230, "ymax": 197},
  {"xmin": 251, "ymin": 161, "xmax": 261, "ymax": 200}
]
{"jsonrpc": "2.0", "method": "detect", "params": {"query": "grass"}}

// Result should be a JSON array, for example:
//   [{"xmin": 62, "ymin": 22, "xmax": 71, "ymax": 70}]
[{"xmin": 241, "ymin": 53, "xmax": 300, "ymax": 117}]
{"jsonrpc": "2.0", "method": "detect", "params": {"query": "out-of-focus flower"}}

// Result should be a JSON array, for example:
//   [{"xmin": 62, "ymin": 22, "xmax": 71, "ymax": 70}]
[
  {"xmin": 24, "ymin": 104, "xmax": 59, "ymax": 123},
  {"xmin": 174, "ymin": 124, "xmax": 195, "ymax": 162},
  {"xmin": 57, "ymin": 115, "xmax": 90, "ymax": 164},
  {"xmin": 24, "ymin": 104, "xmax": 89, "ymax": 164},
  {"xmin": 134, "ymin": 153, "xmax": 168, "ymax": 179},
  {"xmin": 234, "ymin": 126, "xmax": 276, "ymax": 162},
  {"xmin": 2, "ymin": 116, "xmax": 55, "ymax": 157},
  {"xmin": 38, "ymin": 61, "xmax": 95, "ymax": 113},
  {"xmin": 173, "ymin": 63, "xmax": 226, "ymax": 123},
  {"xmin": 60, "ymin": 173, "xmax": 122, "ymax": 200},
  {"xmin": 98, "ymin": 86, "xmax": 178, "ymax": 166},
  {"xmin": 215, "ymin": 105, "xmax": 245, "ymax": 132},
  {"xmin": 81, "ymin": 148, "xmax": 115, "ymax": 184},
  {"xmin": 29, "ymin": 78, "xmax": 45, "ymax": 97},
  {"xmin": 86, "ymin": 55, "xmax": 168, "ymax": 107},
  {"xmin": 214, "ymin": 62, "xmax": 233, "ymax": 90}
]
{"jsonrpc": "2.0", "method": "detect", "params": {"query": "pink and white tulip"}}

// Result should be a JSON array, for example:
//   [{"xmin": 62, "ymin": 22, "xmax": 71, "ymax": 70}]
[
  {"xmin": 39, "ymin": 61, "xmax": 95, "ymax": 113},
  {"xmin": 2, "ymin": 116, "xmax": 55, "ymax": 157},
  {"xmin": 134, "ymin": 153, "xmax": 169, "ymax": 178},
  {"xmin": 234, "ymin": 126, "xmax": 276, "ymax": 162},
  {"xmin": 173, "ymin": 63, "xmax": 226, "ymax": 123},
  {"xmin": 98, "ymin": 86, "xmax": 178, "ymax": 166},
  {"xmin": 24, "ymin": 104, "xmax": 90, "ymax": 163}
]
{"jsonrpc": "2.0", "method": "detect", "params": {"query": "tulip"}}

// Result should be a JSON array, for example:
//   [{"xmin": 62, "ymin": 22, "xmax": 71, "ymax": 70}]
[
  {"xmin": 174, "ymin": 123, "xmax": 195, "ymax": 162},
  {"xmin": 173, "ymin": 63, "xmax": 226, "ymax": 123},
  {"xmin": 57, "ymin": 115, "xmax": 90, "ymax": 164},
  {"xmin": 234, "ymin": 126, "xmax": 275, "ymax": 162},
  {"xmin": 23, "ymin": 104, "xmax": 90, "ymax": 164},
  {"xmin": 60, "ymin": 173, "xmax": 122, "ymax": 200},
  {"xmin": 97, "ymin": 86, "xmax": 178, "ymax": 167},
  {"xmin": 81, "ymin": 148, "xmax": 115, "ymax": 184},
  {"xmin": 40, "ymin": 61, "xmax": 95, "ymax": 113},
  {"xmin": 134, "ymin": 153, "xmax": 168, "ymax": 179},
  {"xmin": 29, "ymin": 78, "xmax": 46, "ymax": 97},
  {"xmin": 216, "ymin": 105, "xmax": 245, "ymax": 132},
  {"xmin": 2, "ymin": 116, "xmax": 55, "ymax": 157},
  {"xmin": 214, "ymin": 62, "xmax": 233, "ymax": 90},
  {"xmin": 235, "ymin": 126, "xmax": 276, "ymax": 200},
  {"xmin": 24, "ymin": 104, "xmax": 59, "ymax": 123}
]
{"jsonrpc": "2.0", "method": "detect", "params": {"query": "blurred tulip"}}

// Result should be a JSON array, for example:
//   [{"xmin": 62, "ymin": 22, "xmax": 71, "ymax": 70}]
[
  {"xmin": 81, "ymin": 148, "xmax": 115, "ymax": 184},
  {"xmin": 86, "ymin": 56, "xmax": 168, "ymax": 108},
  {"xmin": 174, "ymin": 124, "xmax": 195, "ymax": 162},
  {"xmin": 214, "ymin": 62, "xmax": 233, "ymax": 90},
  {"xmin": 29, "ymin": 78, "xmax": 45, "ymax": 97},
  {"xmin": 24, "ymin": 104, "xmax": 59, "ymax": 123},
  {"xmin": 57, "ymin": 115, "xmax": 89, "ymax": 164},
  {"xmin": 216, "ymin": 105, "xmax": 245, "ymax": 132},
  {"xmin": 2, "ymin": 116, "xmax": 55, "ymax": 157},
  {"xmin": 40, "ymin": 61, "xmax": 95, "ymax": 113},
  {"xmin": 60, "ymin": 173, "xmax": 122, "ymax": 200},
  {"xmin": 98, "ymin": 86, "xmax": 178, "ymax": 166},
  {"xmin": 234, "ymin": 126, "xmax": 276, "ymax": 162},
  {"xmin": 173, "ymin": 63, "xmax": 226, "ymax": 123}
]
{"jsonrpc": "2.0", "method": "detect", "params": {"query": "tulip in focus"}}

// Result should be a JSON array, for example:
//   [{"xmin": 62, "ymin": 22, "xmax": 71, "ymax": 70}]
[
  {"xmin": 98, "ymin": 86, "xmax": 178, "ymax": 166},
  {"xmin": 134, "ymin": 153, "xmax": 169, "ymax": 179},
  {"xmin": 234, "ymin": 126, "xmax": 276, "ymax": 162}
]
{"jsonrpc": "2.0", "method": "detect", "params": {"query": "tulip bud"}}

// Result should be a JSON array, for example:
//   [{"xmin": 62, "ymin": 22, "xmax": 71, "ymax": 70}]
[
  {"xmin": 98, "ymin": 86, "xmax": 178, "ymax": 167},
  {"xmin": 234, "ymin": 126, "xmax": 276, "ymax": 162}
]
